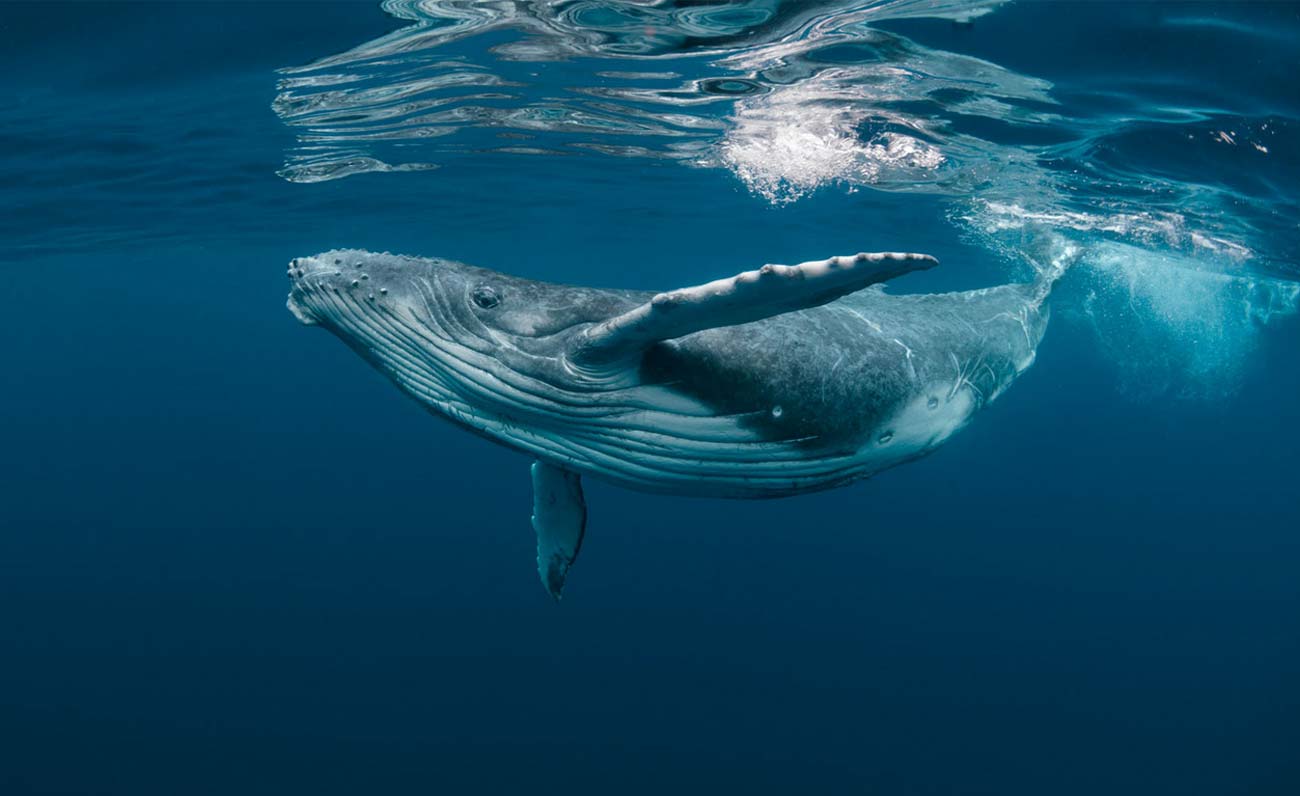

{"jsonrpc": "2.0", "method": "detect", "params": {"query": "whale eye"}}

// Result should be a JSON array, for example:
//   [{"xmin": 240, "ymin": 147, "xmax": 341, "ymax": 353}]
[{"xmin": 471, "ymin": 285, "xmax": 501, "ymax": 309}]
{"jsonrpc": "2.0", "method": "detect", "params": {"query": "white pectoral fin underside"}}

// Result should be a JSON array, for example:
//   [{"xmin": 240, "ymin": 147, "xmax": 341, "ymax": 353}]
[
  {"xmin": 530, "ymin": 460, "xmax": 587, "ymax": 601},
  {"xmin": 569, "ymin": 251, "xmax": 938, "ymax": 367}
]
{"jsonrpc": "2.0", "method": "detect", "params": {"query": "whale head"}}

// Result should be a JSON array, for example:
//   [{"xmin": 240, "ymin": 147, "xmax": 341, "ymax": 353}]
[
  {"xmin": 286, "ymin": 249, "xmax": 645, "ymax": 423},
  {"xmin": 288, "ymin": 248, "xmax": 623, "ymax": 328}
]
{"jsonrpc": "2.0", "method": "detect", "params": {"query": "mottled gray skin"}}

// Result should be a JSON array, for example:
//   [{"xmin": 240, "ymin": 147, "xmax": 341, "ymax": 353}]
[
  {"xmin": 643, "ymin": 285, "xmax": 1043, "ymax": 451},
  {"xmin": 287, "ymin": 250, "xmax": 1048, "ymax": 498}
]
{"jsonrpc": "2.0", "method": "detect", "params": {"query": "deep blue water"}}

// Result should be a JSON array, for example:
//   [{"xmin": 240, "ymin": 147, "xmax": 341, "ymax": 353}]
[{"xmin": 3, "ymin": 2, "xmax": 1299, "ymax": 794}]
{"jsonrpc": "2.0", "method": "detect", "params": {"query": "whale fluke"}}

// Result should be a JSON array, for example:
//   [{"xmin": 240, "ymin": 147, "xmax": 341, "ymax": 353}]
[
  {"xmin": 569, "ymin": 251, "xmax": 937, "ymax": 368},
  {"xmin": 530, "ymin": 461, "xmax": 587, "ymax": 600}
]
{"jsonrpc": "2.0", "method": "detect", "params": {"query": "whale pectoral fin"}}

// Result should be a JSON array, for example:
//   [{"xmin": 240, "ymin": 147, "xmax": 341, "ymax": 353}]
[
  {"xmin": 569, "ymin": 251, "xmax": 937, "ymax": 366},
  {"xmin": 530, "ymin": 460, "xmax": 587, "ymax": 601}
]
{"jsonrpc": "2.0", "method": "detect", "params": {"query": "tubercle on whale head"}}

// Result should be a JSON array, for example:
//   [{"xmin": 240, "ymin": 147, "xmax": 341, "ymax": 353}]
[
  {"xmin": 285, "ymin": 250, "xmax": 398, "ymax": 328},
  {"xmin": 285, "ymin": 249, "xmax": 472, "ymax": 332}
]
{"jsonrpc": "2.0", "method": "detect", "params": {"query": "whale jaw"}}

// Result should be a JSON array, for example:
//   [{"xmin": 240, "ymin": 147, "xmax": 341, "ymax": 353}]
[
  {"xmin": 285, "ymin": 258, "xmax": 319, "ymax": 325},
  {"xmin": 286, "ymin": 294, "xmax": 319, "ymax": 326}
]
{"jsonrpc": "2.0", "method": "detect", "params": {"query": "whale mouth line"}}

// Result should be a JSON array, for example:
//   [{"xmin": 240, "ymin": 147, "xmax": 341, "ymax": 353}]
[{"xmin": 286, "ymin": 293, "xmax": 319, "ymax": 326}]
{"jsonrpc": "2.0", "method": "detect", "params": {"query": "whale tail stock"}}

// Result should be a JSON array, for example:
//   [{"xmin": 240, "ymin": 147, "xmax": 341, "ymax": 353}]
[{"xmin": 1024, "ymin": 231, "xmax": 1082, "ymax": 307}]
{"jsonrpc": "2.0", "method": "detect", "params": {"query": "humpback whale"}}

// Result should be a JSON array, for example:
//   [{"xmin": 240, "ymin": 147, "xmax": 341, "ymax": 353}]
[{"xmin": 287, "ymin": 249, "xmax": 1052, "ymax": 598}]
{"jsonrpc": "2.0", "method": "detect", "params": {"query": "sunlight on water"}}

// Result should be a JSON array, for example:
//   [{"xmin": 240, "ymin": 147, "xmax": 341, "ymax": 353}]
[
  {"xmin": 272, "ymin": 0, "xmax": 1027, "ymax": 185},
  {"xmin": 272, "ymin": 0, "xmax": 1299, "ymax": 399}
]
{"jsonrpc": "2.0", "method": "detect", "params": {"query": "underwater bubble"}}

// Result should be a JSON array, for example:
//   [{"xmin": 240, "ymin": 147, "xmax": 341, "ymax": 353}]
[
  {"xmin": 698, "ymin": 78, "xmax": 764, "ymax": 96},
  {"xmin": 1072, "ymin": 242, "xmax": 1300, "ymax": 400}
]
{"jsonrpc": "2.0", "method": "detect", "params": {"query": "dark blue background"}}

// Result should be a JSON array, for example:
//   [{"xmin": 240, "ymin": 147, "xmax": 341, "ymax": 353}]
[{"xmin": 2, "ymin": 3, "xmax": 1297, "ymax": 794}]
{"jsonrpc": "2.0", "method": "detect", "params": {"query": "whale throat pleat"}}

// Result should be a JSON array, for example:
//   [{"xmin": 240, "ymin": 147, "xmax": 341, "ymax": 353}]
[{"xmin": 569, "ymin": 251, "xmax": 938, "ymax": 367}]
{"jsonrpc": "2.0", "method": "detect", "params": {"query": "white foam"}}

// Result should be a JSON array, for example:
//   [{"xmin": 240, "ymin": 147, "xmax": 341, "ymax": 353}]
[
  {"xmin": 1076, "ymin": 243, "xmax": 1299, "ymax": 399},
  {"xmin": 716, "ymin": 74, "xmax": 947, "ymax": 204},
  {"xmin": 973, "ymin": 200, "xmax": 1254, "ymax": 261}
]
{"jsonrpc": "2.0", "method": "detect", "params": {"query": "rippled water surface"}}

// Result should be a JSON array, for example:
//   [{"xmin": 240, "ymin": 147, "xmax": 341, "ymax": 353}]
[{"xmin": 3, "ymin": 2, "xmax": 1299, "ymax": 794}]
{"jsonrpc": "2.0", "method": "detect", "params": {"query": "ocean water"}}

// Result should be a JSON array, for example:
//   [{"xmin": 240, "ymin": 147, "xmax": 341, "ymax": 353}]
[{"xmin": 3, "ymin": 1, "xmax": 1299, "ymax": 793}]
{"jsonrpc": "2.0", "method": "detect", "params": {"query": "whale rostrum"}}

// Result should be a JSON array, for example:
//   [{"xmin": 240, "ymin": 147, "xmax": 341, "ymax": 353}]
[{"xmin": 288, "ymin": 248, "xmax": 1051, "ymax": 598}]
